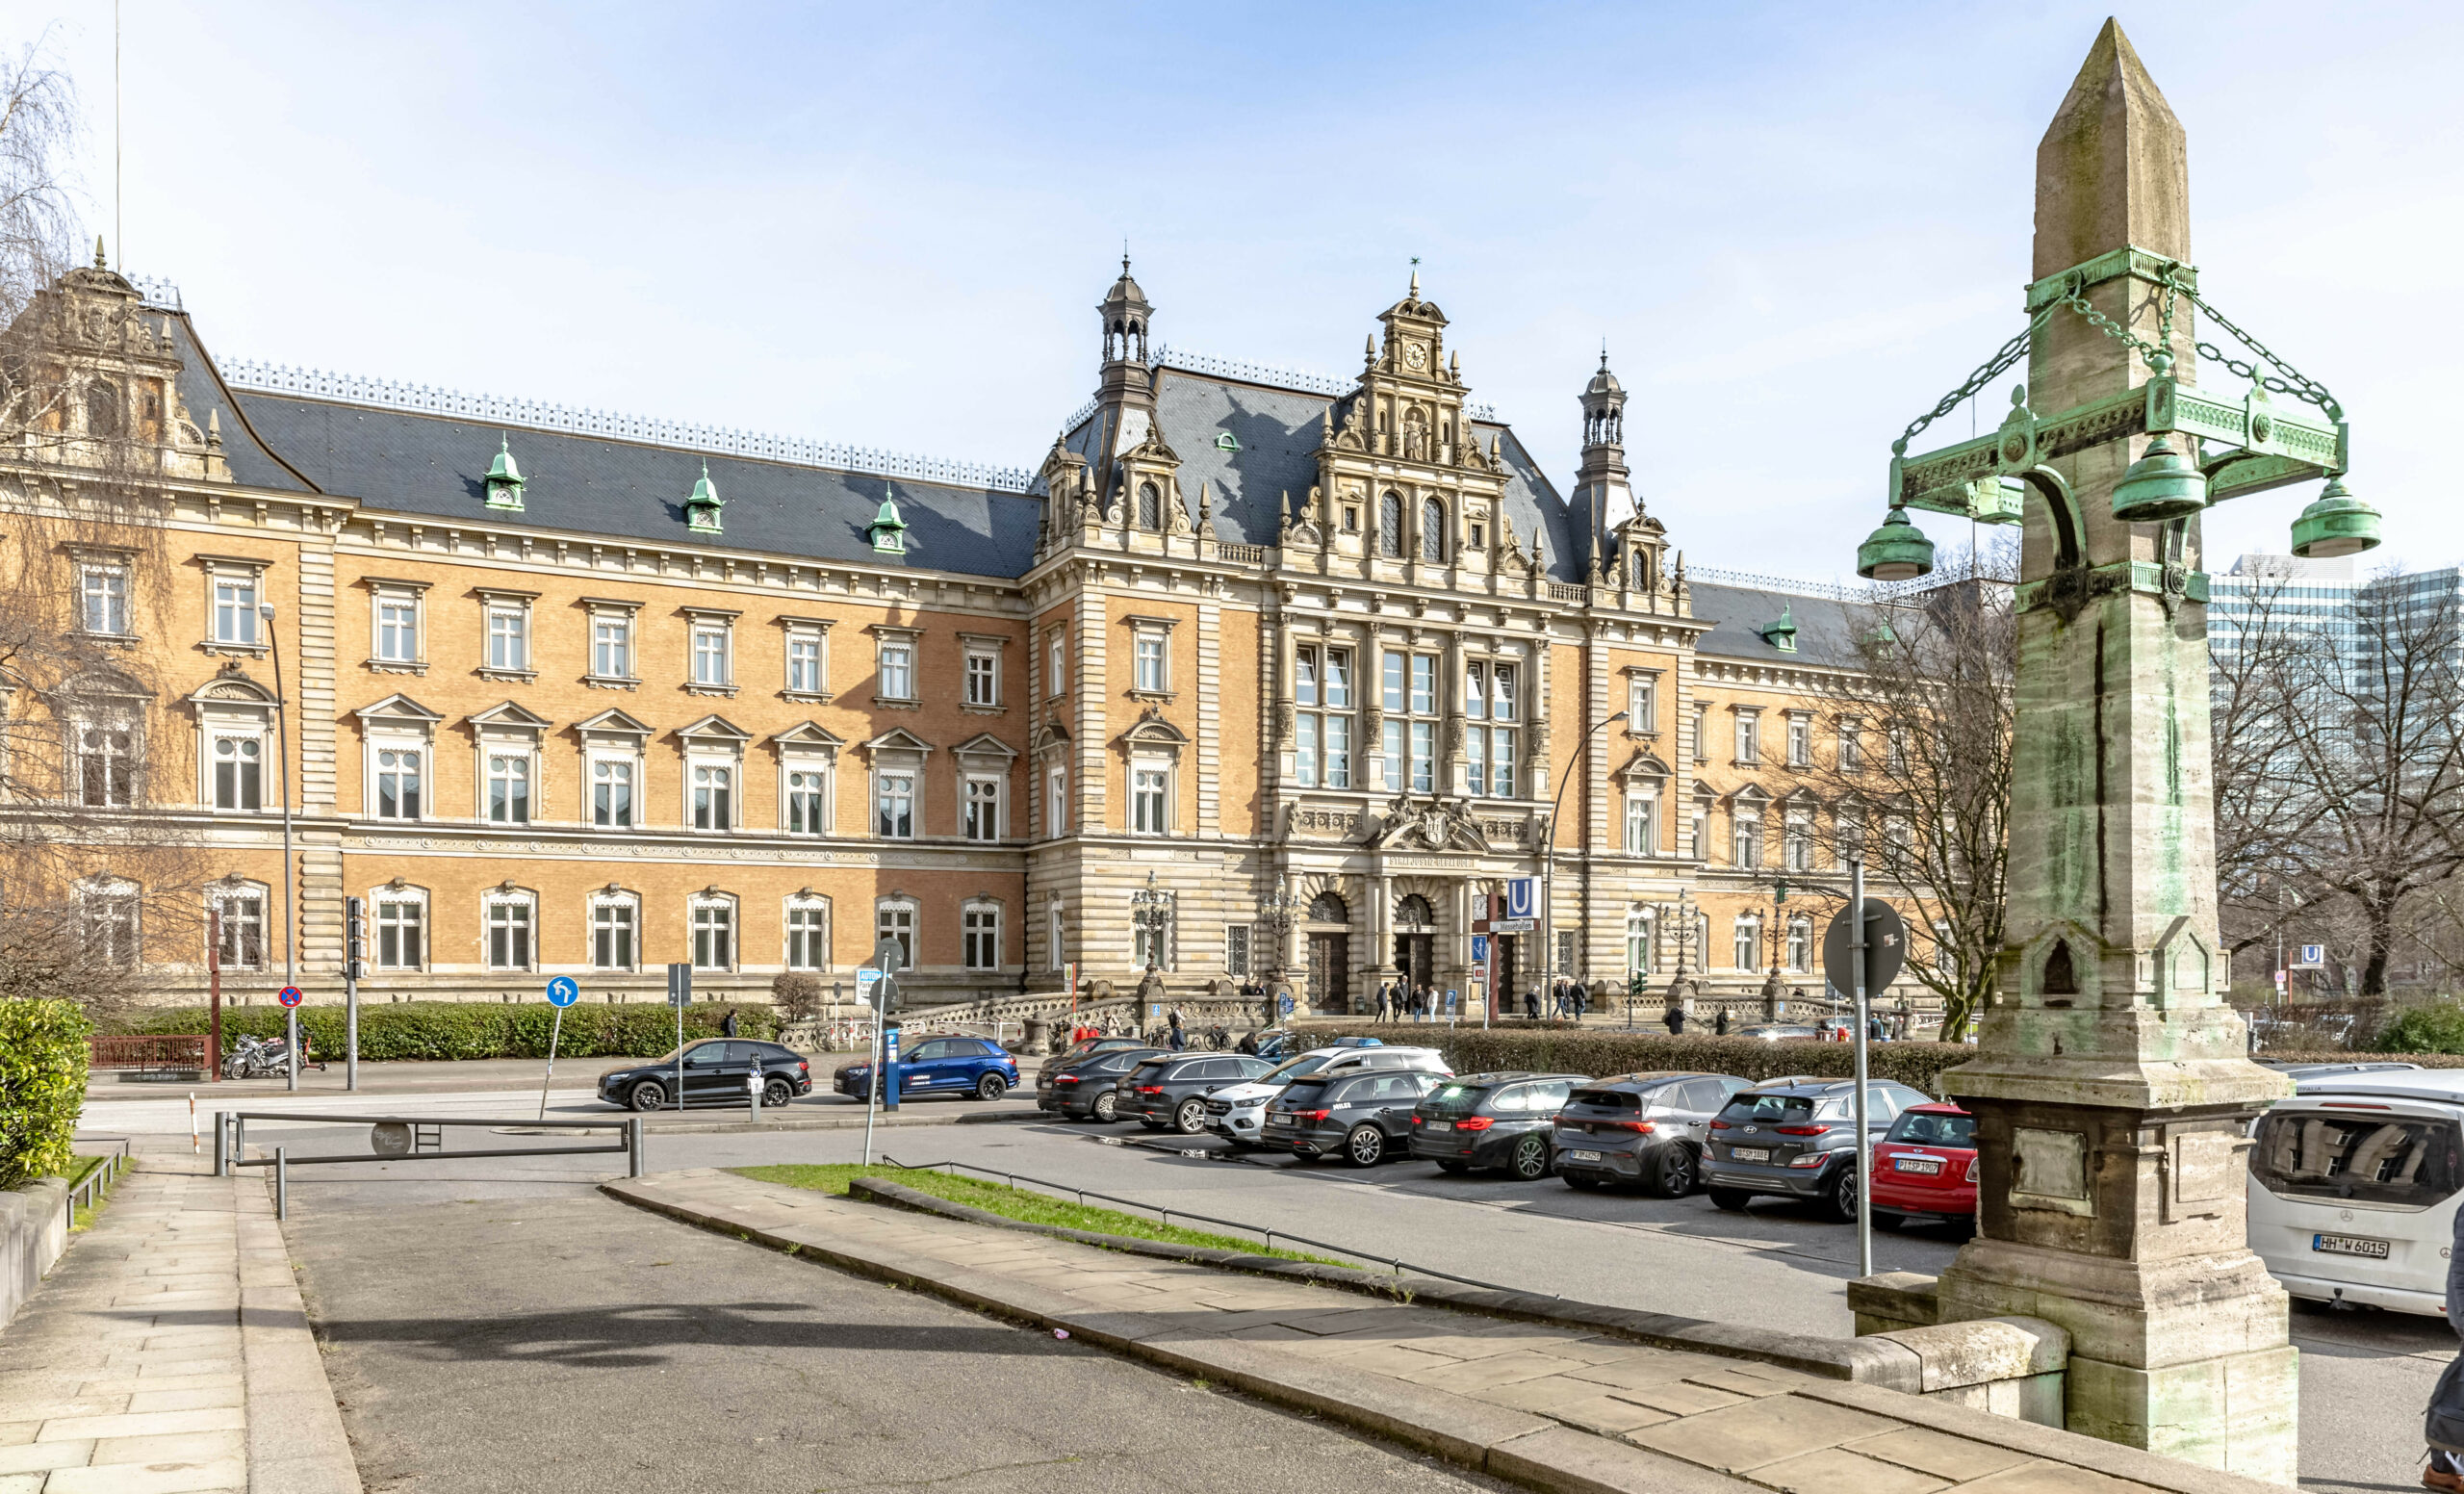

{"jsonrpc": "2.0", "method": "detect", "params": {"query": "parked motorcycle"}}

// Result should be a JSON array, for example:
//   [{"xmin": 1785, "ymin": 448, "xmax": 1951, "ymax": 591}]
[{"xmin": 221, "ymin": 1033, "xmax": 325, "ymax": 1079}]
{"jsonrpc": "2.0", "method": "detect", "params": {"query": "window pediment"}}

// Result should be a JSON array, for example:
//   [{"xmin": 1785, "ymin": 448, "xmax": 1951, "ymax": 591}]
[
  {"xmin": 353, "ymin": 692, "xmax": 443, "ymax": 725},
  {"xmin": 1116, "ymin": 711, "xmax": 1189, "ymax": 750},
  {"xmin": 573, "ymin": 708, "xmax": 653, "ymax": 740},
  {"xmin": 772, "ymin": 721, "xmax": 846, "ymax": 754},
  {"xmin": 186, "ymin": 667, "xmax": 275, "ymax": 708},
  {"xmin": 953, "ymin": 731, "xmax": 1019, "ymax": 764},
  {"xmin": 677, "ymin": 713, "xmax": 753, "ymax": 744},
  {"xmin": 1613, "ymin": 748, "xmax": 1670, "ymax": 782},
  {"xmin": 468, "ymin": 700, "xmax": 553, "ymax": 734},
  {"xmin": 866, "ymin": 727, "xmax": 936, "ymax": 759}
]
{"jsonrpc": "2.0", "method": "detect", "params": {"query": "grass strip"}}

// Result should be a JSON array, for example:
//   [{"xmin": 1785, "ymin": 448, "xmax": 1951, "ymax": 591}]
[
  {"xmin": 60, "ymin": 1153, "xmax": 121, "ymax": 1231},
  {"xmin": 732, "ymin": 1163, "xmax": 1357, "ymax": 1269}
]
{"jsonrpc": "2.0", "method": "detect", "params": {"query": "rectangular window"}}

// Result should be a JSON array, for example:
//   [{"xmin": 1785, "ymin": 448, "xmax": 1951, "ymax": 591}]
[
  {"xmin": 786, "ymin": 634, "xmax": 824, "ymax": 694},
  {"xmin": 876, "ymin": 903, "xmax": 914, "ymax": 969},
  {"xmin": 691, "ymin": 624, "xmax": 730, "ymax": 685},
  {"xmin": 376, "ymin": 597, "xmax": 419, "ymax": 662},
  {"xmin": 1410, "ymin": 655, "xmax": 1435, "ymax": 715},
  {"xmin": 1047, "ymin": 903, "xmax": 1065, "ymax": 969},
  {"xmin": 1047, "ymin": 633, "xmax": 1066, "ymax": 696},
  {"xmin": 1626, "ymin": 916, "xmax": 1654, "ymax": 976},
  {"xmin": 692, "ymin": 763, "xmax": 732, "ymax": 830},
  {"xmin": 962, "ymin": 906, "xmax": 999, "ymax": 971},
  {"xmin": 486, "ymin": 901, "xmax": 532, "ymax": 970},
  {"xmin": 876, "ymin": 771, "xmax": 914, "ymax": 838},
  {"xmin": 1888, "ymin": 726, "xmax": 1909, "ymax": 775},
  {"xmin": 1785, "ymin": 812, "xmax": 1812, "ymax": 871},
  {"xmin": 880, "ymin": 640, "xmax": 915, "ymax": 700},
  {"xmin": 592, "ymin": 617, "xmax": 631, "ymax": 679},
  {"xmin": 486, "ymin": 605, "xmax": 527, "ymax": 670},
  {"xmin": 214, "ymin": 576, "xmax": 260, "ymax": 645},
  {"xmin": 82, "ymin": 563, "xmax": 128, "ymax": 635},
  {"xmin": 1225, "ymin": 924, "xmax": 1251, "ymax": 978},
  {"xmin": 1323, "ymin": 713, "xmax": 1350, "ymax": 790},
  {"xmin": 1381, "ymin": 719, "xmax": 1401, "ymax": 790},
  {"xmin": 692, "ymin": 903, "xmax": 733, "ymax": 970},
  {"xmin": 1133, "ymin": 767, "xmax": 1168, "ymax": 834},
  {"xmin": 1734, "ymin": 713, "xmax": 1758, "ymax": 764},
  {"xmin": 1628, "ymin": 675, "xmax": 1656, "ymax": 734},
  {"xmin": 1491, "ymin": 663, "xmax": 1516, "ymax": 721},
  {"xmin": 1467, "ymin": 729, "xmax": 1485, "ymax": 794},
  {"xmin": 1555, "ymin": 929, "xmax": 1578, "ymax": 976},
  {"xmin": 86, "ymin": 895, "xmax": 139, "ymax": 967},
  {"xmin": 964, "ymin": 650, "xmax": 998, "ymax": 707},
  {"xmin": 1788, "ymin": 715, "xmax": 1811, "ymax": 768},
  {"xmin": 1409, "ymin": 720, "xmax": 1434, "ymax": 792},
  {"xmin": 1690, "ymin": 704, "xmax": 1708, "ymax": 761},
  {"xmin": 1839, "ymin": 720, "xmax": 1862, "ymax": 772},
  {"xmin": 1295, "ymin": 712, "xmax": 1318, "ymax": 788},
  {"xmin": 786, "ymin": 905, "xmax": 830, "ymax": 969},
  {"xmin": 1381, "ymin": 651, "xmax": 1404, "ymax": 712},
  {"xmin": 80, "ymin": 727, "xmax": 135, "ymax": 807},
  {"xmin": 593, "ymin": 902, "xmax": 635, "ymax": 970},
  {"xmin": 1464, "ymin": 661, "xmax": 1487, "ymax": 721},
  {"xmin": 486, "ymin": 752, "xmax": 530, "ymax": 824},
  {"xmin": 1046, "ymin": 768, "xmax": 1067, "ymax": 835},
  {"xmin": 1296, "ymin": 647, "xmax": 1318, "ymax": 708},
  {"xmin": 1323, "ymin": 650, "xmax": 1349, "ymax": 708},
  {"xmin": 1735, "ymin": 922, "xmax": 1760, "ymax": 970},
  {"xmin": 1625, "ymin": 793, "xmax": 1656, "ymax": 854},
  {"xmin": 1733, "ymin": 812, "xmax": 1762, "ymax": 866},
  {"xmin": 1489, "ymin": 727, "xmax": 1516, "ymax": 797},
  {"xmin": 1135, "ymin": 634, "xmax": 1167, "ymax": 693},
  {"xmin": 375, "ymin": 899, "xmax": 424, "ymax": 969},
  {"xmin": 787, "ymin": 769, "xmax": 828, "ymax": 835},
  {"xmin": 212, "ymin": 735, "xmax": 263, "ymax": 811},
  {"xmin": 592, "ymin": 760, "xmax": 633, "ymax": 827},
  {"xmin": 216, "ymin": 896, "xmax": 266, "ymax": 969},
  {"xmin": 1690, "ymin": 801, "xmax": 1708, "ymax": 860},
  {"xmin": 963, "ymin": 778, "xmax": 999, "ymax": 841}
]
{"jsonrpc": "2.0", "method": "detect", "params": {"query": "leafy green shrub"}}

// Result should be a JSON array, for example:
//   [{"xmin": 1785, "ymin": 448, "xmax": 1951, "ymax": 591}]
[
  {"xmin": 1306, "ymin": 1026, "xmax": 1983, "ymax": 1097},
  {"xmin": 113, "ymin": 1001, "xmax": 776, "ymax": 1061},
  {"xmin": 1, "ymin": 999, "xmax": 90, "ymax": 1186},
  {"xmin": 2376, "ymin": 1001, "xmax": 2464, "ymax": 1055}
]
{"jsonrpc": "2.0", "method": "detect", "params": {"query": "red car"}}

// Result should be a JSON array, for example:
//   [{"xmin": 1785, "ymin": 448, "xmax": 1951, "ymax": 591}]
[{"xmin": 1870, "ymin": 1101, "xmax": 1978, "ymax": 1230}]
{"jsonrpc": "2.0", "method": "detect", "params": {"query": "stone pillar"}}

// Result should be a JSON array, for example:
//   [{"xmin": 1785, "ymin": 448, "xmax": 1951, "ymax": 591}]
[{"xmin": 1918, "ymin": 22, "xmax": 2296, "ymax": 1483}]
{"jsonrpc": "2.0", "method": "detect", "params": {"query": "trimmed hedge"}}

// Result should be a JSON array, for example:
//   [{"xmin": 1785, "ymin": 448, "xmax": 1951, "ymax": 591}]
[
  {"xmin": 117, "ymin": 1001, "xmax": 778, "ymax": 1062},
  {"xmin": 2, "ymin": 999, "xmax": 90, "ymax": 1187},
  {"xmin": 1309, "ymin": 1026, "xmax": 1984, "ymax": 1097}
]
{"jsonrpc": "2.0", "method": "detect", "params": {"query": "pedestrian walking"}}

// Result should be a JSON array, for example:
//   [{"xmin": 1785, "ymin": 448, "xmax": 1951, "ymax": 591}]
[
  {"xmin": 1524, "ymin": 985, "xmax": 1539, "ymax": 1020},
  {"xmin": 722, "ymin": 1008, "xmax": 739, "ymax": 1038},
  {"xmin": 1714, "ymin": 1007, "xmax": 1731, "ymax": 1037},
  {"xmin": 1375, "ymin": 983, "xmax": 1393, "ymax": 1023},
  {"xmin": 2425, "ymin": 1198, "xmax": 2464, "ymax": 1487},
  {"xmin": 1662, "ymin": 1003, "xmax": 1686, "ymax": 1036}
]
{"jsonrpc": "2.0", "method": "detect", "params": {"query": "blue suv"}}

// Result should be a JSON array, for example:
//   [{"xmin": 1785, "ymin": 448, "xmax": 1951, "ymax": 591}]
[{"xmin": 835, "ymin": 1035, "xmax": 1020, "ymax": 1102}]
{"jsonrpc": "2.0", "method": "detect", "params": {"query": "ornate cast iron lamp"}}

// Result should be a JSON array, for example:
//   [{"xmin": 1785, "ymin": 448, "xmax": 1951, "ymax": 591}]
[{"xmin": 1255, "ymin": 873, "xmax": 1302, "ymax": 1024}]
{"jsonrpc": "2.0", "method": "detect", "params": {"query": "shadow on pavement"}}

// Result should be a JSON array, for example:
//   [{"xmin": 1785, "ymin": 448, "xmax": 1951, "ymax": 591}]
[{"xmin": 306, "ymin": 1301, "xmax": 1056, "ymax": 1368}]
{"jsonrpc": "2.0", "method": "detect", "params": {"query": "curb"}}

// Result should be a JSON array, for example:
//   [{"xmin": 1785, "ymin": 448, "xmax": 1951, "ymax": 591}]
[{"xmin": 239, "ymin": 1169, "xmax": 364, "ymax": 1494}]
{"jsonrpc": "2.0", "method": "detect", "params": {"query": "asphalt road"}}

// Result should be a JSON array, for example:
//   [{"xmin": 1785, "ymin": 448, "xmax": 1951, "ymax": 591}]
[{"xmin": 83, "ymin": 1095, "xmax": 2455, "ymax": 1492}]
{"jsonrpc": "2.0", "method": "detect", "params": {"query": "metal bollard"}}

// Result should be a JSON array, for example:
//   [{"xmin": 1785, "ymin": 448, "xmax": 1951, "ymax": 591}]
[
  {"xmin": 213, "ymin": 1113, "xmax": 228, "ymax": 1177},
  {"xmin": 233, "ymin": 1116, "xmax": 245, "ymax": 1172},
  {"xmin": 628, "ymin": 1117, "xmax": 645, "ymax": 1178},
  {"xmin": 274, "ymin": 1147, "xmax": 288, "ymax": 1222},
  {"xmin": 748, "ymin": 1067, "xmax": 761, "ymax": 1123}
]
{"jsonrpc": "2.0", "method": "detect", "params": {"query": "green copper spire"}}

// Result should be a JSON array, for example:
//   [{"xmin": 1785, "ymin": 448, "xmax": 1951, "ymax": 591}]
[
  {"xmin": 685, "ymin": 460, "xmax": 724, "ymax": 533},
  {"xmin": 482, "ymin": 435, "xmax": 526, "ymax": 510},
  {"xmin": 866, "ymin": 486, "xmax": 909, "ymax": 554}
]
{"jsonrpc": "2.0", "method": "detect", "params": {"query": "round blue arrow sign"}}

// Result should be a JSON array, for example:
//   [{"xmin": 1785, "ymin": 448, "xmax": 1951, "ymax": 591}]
[{"xmin": 545, "ymin": 976, "xmax": 579, "ymax": 1008}]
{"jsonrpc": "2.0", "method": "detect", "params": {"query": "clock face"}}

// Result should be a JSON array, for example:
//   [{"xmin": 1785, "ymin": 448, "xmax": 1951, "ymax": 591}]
[{"xmin": 1403, "ymin": 342, "xmax": 1427, "ymax": 370}]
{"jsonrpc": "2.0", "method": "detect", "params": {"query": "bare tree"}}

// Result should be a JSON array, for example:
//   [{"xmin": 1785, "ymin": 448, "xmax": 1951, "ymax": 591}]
[
  {"xmin": 1802, "ymin": 542, "xmax": 2016, "ymax": 1041},
  {"xmin": 0, "ymin": 33, "xmax": 79, "ymax": 326}
]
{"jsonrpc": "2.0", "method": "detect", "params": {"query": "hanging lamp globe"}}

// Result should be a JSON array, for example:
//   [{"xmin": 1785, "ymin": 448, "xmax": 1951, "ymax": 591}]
[
  {"xmin": 2110, "ymin": 434, "xmax": 2208, "ymax": 522},
  {"xmin": 1857, "ymin": 505, "xmax": 1936, "ymax": 581},
  {"xmin": 2290, "ymin": 477, "xmax": 2382, "ymax": 559}
]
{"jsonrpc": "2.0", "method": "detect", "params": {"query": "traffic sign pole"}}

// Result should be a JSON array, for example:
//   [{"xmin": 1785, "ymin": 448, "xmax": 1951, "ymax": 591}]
[
  {"xmin": 667, "ymin": 964, "xmax": 692, "ymax": 1112},
  {"xmin": 540, "ymin": 976, "xmax": 579, "ymax": 1121},
  {"xmin": 1850, "ymin": 857, "xmax": 1872, "ymax": 1280},
  {"xmin": 344, "ymin": 896, "xmax": 364, "ymax": 1094},
  {"xmin": 276, "ymin": 986, "xmax": 304, "ymax": 1094},
  {"xmin": 857, "ymin": 966, "xmax": 883, "ymax": 1166}
]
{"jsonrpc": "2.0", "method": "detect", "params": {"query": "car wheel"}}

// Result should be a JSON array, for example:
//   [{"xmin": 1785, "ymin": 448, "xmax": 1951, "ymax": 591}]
[
  {"xmin": 975, "ymin": 1073, "xmax": 1008, "ymax": 1102},
  {"xmin": 762, "ymin": 1078, "xmax": 794, "ymax": 1108},
  {"xmin": 1707, "ymin": 1187, "xmax": 1753, "ymax": 1212},
  {"xmin": 1824, "ymin": 1165, "xmax": 1861, "ymax": 1224},
  {"xmin": 1091, "ymin": 1091, "xmax": 1120, "ymax": 1123},
  {"xmin": 1344, "ymin": 1124, "xmax": 1385, "ymax": 1167},
  {"xmin": 1562, "ymin": 1172, "xmax": 1600, "ymax": 1191},
  {"xmin": 628, "ymin": 1081, "xmax": 667, "ymax": 1113},
  {"xmin": 1436, "ymin": 1160, "xmax": 1470, "ymax": 1174},
  {"xmin": 1873, "ymin": 1210, "xmax": 1906, "ymax": 1232},
  {"xmin": 1174, "ymin": 1099, "xmax": 1207, "ymax": 1135},
  {"xmin": 1507, "ymin": 1135, "xmax": 1553, "ymax": 1181},
  {"xmin": 1649, "ymin": 1146, "xmax": 1697, "ymax": 1198}
]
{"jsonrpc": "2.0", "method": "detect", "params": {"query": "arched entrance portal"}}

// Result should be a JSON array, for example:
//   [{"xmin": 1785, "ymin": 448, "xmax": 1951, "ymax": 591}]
[
  {"xmin": 1393, "ymin": 893, "xmax": 1435, "ymax": 991},
  {"xmin": 1304, "ymin": 892, "xmax": 1349, "ymax": 1014}
]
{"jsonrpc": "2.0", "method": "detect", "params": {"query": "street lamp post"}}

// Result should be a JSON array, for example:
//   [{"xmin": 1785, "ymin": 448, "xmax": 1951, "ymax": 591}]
[
  {"xmin": 258, "ymin": 602, "xmax": 295, "ymax": 1092},
  {"xmin": 1539, "ymin": 709, "xmax": 1626, "ymax": 1020},
  {"xmin": 1661, "ymin": 886, "xmax": 1696, "ymax": 1024},
  {"xmin": 1254, "ymin": 873, "xmax": 1301, "ymax": 1027},
  {"xmin": 1130, "ymin": 871, "xmax": 1174, "ymax": 1027}
]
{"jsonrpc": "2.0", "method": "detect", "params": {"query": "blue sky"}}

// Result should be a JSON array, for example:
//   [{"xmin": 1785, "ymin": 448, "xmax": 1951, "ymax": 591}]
[{"xmin": 26, "ymin": 2, "xmax": 2462, "ymax": 579}]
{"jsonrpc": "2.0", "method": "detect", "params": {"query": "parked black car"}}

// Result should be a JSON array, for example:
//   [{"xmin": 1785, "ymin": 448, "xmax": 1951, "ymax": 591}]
[
  {"xmin": 1053, "ymin": 1036, "xmax": 1152, "ymax": 1063},
  {"xmin": 1405, "ymin": 1071, "xmax": 1586, "ymax": 1179},
  {"xmin": 1263, "ymin": 1068, "xmax": 1447, "ymax": 1165},
  {"xmin": 1120, "ymin": 1053, "xmax": 1279, "ymax": 1133},
  {"xmin": 600, "ymin": 1040, "xmax": 812, "ymax": 1112},
  {"xmin": 1550, "ymin": 1071, "xmax": 1752, "ymax": 1195},
  {"xmin": 1036, "ymin": 1045, "xmax": 1165, "ymax": 1121},
  {"xmin": 1700, "ymin": 1077, "xmax": 1935, "ymax": 1221}
]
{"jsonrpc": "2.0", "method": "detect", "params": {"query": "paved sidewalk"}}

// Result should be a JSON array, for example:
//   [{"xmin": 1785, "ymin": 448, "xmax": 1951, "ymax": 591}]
[
  {"xmin": 0, "ymin": 1144, "xmax": 358, "ymax": 1494},
  {"xmin": 612, "ymin": 1169, "xmax": 2283, "ymax": 1494}
]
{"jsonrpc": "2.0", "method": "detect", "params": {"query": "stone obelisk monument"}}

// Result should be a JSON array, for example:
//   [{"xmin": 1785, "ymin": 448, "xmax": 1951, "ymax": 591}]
[{"xmin": 1928, "ymin": 21, "xmax": 2298, "ymax": 1482}]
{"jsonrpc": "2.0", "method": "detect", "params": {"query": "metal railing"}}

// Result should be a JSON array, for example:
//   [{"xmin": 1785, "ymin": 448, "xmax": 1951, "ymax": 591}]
[
  {"xmin": 876, "ymin": 1155, "xmax": 1546, "ymax": 1299},
  {"xmin": 64, "ymin": 1141, "xmax": 132, "ymax": 1229},
  {"xmin": 217, "ymin": 1112, "xmax": 643, "ymax": 1176},
  {"xmin": 88, "ymin": 1034, "xmax": 209, "ymax": 1073}
]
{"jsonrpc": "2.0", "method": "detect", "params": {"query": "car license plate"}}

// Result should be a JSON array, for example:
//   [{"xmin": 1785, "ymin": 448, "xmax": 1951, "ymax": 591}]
[
  {"xmin": 1425, "ymin": 1120, "xmax": 1452, "ymax": 1132},
  {"xmin": 2313, "ymin": 1233, "xmax": 2391, "ymax": 1259},
  {"xmin": 1892, "ymin": 1157, "xmax": 1943, "ymax": 1174},
  {"xmin": 1266, "ymin": 1115, "xmax": 1293, "ymax": 1129},
  {"xmin": 1565, "ymin": 1149, "xmax": 1603, "ymax": 1163},
  {"xmin": 1732, "ymin": 1146, "xmax": 1771, "ymax": 1164}
]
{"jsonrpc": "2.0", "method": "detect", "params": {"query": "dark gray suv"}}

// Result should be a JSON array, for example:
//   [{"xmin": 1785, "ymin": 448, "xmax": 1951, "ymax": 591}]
[
  {"xmin": 1551, "ymin": 1071, "xmax": 1751, "ymax": 1196},
  {"xmin": 1265, "ymin": 1069, "xmax": 1446, "ymax": 1166},
  {"xmin": 1701, "ymin": 1078, "xmax": 1933, "ymax": 1220},
  {"xmin": 1120, "ymin": 1053, "xmax": 1277, "ymax": 1133}
]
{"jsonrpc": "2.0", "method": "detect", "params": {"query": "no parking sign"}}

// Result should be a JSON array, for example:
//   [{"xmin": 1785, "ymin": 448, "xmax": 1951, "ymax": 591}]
[{"xmin": 277, "ymin": 986, "xmax": 303, "ymax": 1009}]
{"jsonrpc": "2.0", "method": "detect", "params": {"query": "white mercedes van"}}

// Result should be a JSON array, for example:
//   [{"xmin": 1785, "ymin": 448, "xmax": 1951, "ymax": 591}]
[{"xmin": 2246, "ymin": 1067, "xmax": 2460, "ymax": 1317}]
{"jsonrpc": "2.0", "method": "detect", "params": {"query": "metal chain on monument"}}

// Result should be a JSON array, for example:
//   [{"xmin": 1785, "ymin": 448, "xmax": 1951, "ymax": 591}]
[
  {"xmin": 2058, "ymin": 273, "xmax": 2177, "ymax": 362},
  {"xmin": 1890, "ymin": 306, "xmax": 2053, "ymax": 457},
  {"xmin": 2182, "ymin": 291, "xmax": 2343, "ymax": 422}
]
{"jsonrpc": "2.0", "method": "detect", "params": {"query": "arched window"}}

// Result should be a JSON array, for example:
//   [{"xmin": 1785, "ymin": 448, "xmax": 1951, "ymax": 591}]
[
  {"xmin": 1379, "ymin": 492, "xmax": 1402, "ymax": 556},
  {"xmin": 1421, "ymin": 498, "xmax": 1446, "ymax": 561},
  {"xmin": 1137, "ymin": 481, "xmax": 1161, "ymax": 530},
  {"xmin": 1307, "ymin": 892, "xmax": 1348, "ymax": 924},
  {"xmin": 85, "ymin": 380, "xmax": 121, "ymax": 438},
  {"xmin": 1630, "ymin": 549, "xmax": 1649, "ymax": 589},
  {"xmin": 1395, "ymin": 893, "xmax": 1434, "ymax": 929},
  {"xmin": 1733, "ymin": 916, "xmax": 1761, "ymax": 971},
  {"xmin": 1786, "ymin": 916, "xmax": 1812, "ymax": 972}
]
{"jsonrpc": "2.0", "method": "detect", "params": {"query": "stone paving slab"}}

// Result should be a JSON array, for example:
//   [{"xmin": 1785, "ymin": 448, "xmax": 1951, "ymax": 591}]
[
  {"xmin": 606, "ymin": 1168, "xmax": 2291, "ymax": 1494},
  {"xmin": 0, "ymin": 1146, "xmax": 361, "ymax": 1494}
]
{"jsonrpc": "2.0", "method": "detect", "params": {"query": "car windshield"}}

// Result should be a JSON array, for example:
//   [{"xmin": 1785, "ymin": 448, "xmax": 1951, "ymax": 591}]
[
  {"xmin": 1275, "ymin": 1080, "xmax": 1331, "ymax": 1108},
  {"xmin": 1422, "ymin": 1081, "xmax": 1495, "ymax": 1118},
  {"xmin": 1718, "ymin": 1093, "xmax": 1818, "ymax": 1124},
  {"xmin": 2251, "ymin": 1111, "xmax": 2464, "ymax": 1207},
  {"xmin": 1887, "ymin": 1111, "xmax": 1976, "ymax": 1147},
  {"xmin": 1568, "ymin": 1089, "xmax": 1640, "ymax": 1112}
]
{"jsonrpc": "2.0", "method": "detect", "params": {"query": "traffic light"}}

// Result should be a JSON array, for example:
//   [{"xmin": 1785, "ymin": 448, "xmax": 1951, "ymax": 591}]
[{"xmin": 344, "ymin": 895, "xmax": 366, "ymax": 981}]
